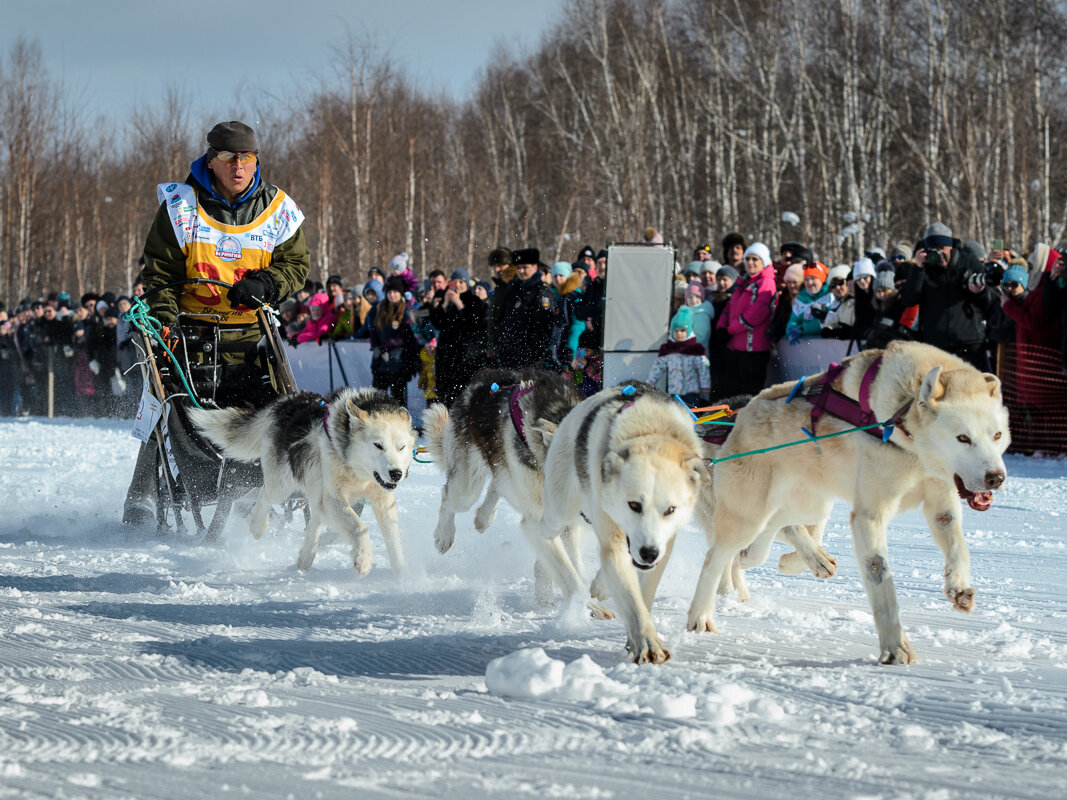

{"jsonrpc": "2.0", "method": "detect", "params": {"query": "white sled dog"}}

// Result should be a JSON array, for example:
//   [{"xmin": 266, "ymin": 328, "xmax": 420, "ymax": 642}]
[
  {"xmin": 693, "ymin": 395, "xmax": 839, "ymax": 603},
  {"xmin": 188, "ymin": 388, "xmax": 416, "ymax": 575},
  {"xmin": 541, "ymin": 382, "xmax": 708, "ymax": 664},
  {"xmin": 687, "ymin": 341, "xmax": 1010, "ymax": 664},
  {"xmin": 423, "ymin": 369, "xmax": 611, "ymax": 617}
]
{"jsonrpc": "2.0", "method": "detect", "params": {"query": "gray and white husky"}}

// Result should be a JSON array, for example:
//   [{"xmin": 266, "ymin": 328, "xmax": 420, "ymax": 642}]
[
  {"xmin": 540, "ymin": 382, "xmax": 709, "ymax": 663},
  {"xmin": 188, "ymin": 388, "xmax": 416, "ymax": 575},
  {"xmin": 423, "ymin": 369, "xmax": 612, "ymax": 617}
]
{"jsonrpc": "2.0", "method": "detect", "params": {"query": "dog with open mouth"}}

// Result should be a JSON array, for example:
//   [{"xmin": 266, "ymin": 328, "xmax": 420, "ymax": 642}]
[
  {"xmin": 540, "ymin": 382, "xmax": 708, "ymax": 664},
  {"xmin": 686, "ymin": 340, "xmax": 1010, "ymax": 665},
  {"xmin": 188, "ymin": 388, "xmax": 416, "ymax": 575}
]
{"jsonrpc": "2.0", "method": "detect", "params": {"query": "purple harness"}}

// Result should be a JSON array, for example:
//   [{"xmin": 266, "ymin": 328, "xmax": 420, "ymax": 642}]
[
  {"xmin": 802, "ymin": 355, "xmax": 912, "ymax": 441},
  {"xmin": 699, "ymin": 355, "xmax": 912, "ymax": 449},
  {"xmin": 508, "ymin": 385, "xmax": 534, "ymax": 445}
]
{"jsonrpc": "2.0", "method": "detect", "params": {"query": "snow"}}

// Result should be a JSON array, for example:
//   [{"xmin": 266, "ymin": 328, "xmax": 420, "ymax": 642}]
[{"xmin": 1, "ymin": 415, "xmax": 1066, "ymax": 798}]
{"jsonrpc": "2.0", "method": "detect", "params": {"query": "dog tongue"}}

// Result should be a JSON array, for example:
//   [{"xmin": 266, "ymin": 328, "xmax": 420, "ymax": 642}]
[{"xmin": 967, "ymin": 491, "xmax": 994, "ymax": 511}]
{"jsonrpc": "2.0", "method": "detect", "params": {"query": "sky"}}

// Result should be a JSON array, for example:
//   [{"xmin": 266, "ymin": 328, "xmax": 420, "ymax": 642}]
[{"xmin": 6, "ymin": 0, "xmax": 565, "ymax": 123}]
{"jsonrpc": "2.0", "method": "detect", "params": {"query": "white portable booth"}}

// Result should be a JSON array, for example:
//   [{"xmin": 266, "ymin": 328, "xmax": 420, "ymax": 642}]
[{"xmin": 601, "ymin": 242, "xmax": 676, "ymax": 389}]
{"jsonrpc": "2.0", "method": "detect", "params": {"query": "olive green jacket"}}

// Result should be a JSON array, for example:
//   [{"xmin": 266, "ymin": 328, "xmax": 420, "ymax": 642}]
[{"xmin": 142, "ymin": 167, "xmax": 310, "ymax": 325}]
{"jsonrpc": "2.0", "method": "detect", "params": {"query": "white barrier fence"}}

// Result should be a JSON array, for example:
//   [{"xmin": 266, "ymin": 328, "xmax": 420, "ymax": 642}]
[
  {"xmin": 284, "ymin": 335, "xmax": 856, "ymax": 424},
  {"xmin": 285, "ymin": 340, "xmax": 427, "ymax": 424}
]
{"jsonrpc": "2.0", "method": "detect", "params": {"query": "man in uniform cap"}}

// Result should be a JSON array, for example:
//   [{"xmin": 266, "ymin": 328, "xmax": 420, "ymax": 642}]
[{"xmin": 496, "ymin": 248, "xmax": 556, "ymax": 370}]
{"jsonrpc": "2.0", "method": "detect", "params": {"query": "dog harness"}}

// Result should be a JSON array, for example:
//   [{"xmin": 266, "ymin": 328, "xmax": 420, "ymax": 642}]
[
  {"xmin": 791, "ymin": 355, "xmax": 913, "ymax": 442},
  {"xmin": 508, "ymin": 384, "xmax": 535, "ymax": 446}
]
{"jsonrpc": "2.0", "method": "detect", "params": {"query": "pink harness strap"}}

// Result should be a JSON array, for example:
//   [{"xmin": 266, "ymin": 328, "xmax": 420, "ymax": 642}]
[{"xmin": 508, "ymin": 385, "xmax": 534, "ymax": 445}]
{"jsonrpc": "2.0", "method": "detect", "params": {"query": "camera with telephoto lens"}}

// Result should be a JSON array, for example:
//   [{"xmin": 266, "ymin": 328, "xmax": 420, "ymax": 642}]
[{"xmin": 982, "ymin": 260, "xmax": 1005, "ymax": 288}]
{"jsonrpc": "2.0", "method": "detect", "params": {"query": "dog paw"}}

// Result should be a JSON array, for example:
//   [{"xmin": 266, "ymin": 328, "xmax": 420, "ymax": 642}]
[
  {"xmin": 686, "ymin": 612, "xmax": 720, "ymax": 634},
  {"xmin": 879, "ymin": 638, "xmax": 917, "ymax": 665},
  {"xmin": 353, "ymin": 539, "xmax": 373, "ymax": 576},
  {"xmin": 947, "ymin": 585, "xmax": 976, "ymax": 613},
  {"xmin": 473, "ymin": 506, "xmax": 497, "ymax": 534},
  {"xmin": 587, "ymin": 600, "xmax": 615, "ymax": 620},
  {"xmin": 296, "ymin": 547, "xmax": 316, "ymax": 572},
  {"xmin": 807, "ymin": 547, "xmax": 838, "ymax": 579},
  {"xmin": 627, "ymin": 634, "xmax": 671, "ymax": 665},
  {"xmin": 735, "ymin": 581, "xmax": 750, "ymax": 603},
  {"xmin": 777, "ymin": 551, "xmax": 806, "ymax": 575},
  {"xmin": 433, "ymin": 523, "xmax": 455, "ymax": 555}
]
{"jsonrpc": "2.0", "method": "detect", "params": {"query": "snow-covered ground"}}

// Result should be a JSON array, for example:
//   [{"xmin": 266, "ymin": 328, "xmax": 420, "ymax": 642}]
[{"xmin": 1, "ymin": 415, "xmax": 1065, "ymax": 799}]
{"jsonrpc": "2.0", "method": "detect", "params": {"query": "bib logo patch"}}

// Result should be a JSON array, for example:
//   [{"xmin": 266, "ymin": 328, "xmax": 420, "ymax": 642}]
[{"xmin": 215, "ymin": 235, "xmax": 242, "ymax": 262}]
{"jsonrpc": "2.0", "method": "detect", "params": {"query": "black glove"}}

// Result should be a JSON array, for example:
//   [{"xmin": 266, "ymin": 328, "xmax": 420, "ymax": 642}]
[
  {"xmin": 810, "ymin": 303, "xmax": 829, "ymax": 321},
  {"xmin": 228, "ymin": 271, "xmax": 276, "ymax": 310}
]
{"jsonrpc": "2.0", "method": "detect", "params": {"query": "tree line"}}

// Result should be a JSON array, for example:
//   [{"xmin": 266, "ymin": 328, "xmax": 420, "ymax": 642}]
[{"xmin": 3, "ymin": 0, "xmax": 1066, "ymax": 303}]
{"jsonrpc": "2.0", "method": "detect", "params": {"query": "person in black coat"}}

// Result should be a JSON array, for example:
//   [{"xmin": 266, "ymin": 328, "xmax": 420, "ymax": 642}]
[
  {"xmin": 428, "ymin": 268, "xmax": 488, "ymax": 406},
  {"xmin": 496, "ymin": 248, "xmax": 555, "ymax": 370},
  {"xmin": 899, "ymin": 222, "xmax": 995, "ymax": 370}
]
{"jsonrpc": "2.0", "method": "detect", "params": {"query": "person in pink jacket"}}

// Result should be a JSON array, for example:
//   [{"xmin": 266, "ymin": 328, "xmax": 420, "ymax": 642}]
[
  {"xmin": 717, "ymin": 241, "xmax": 777, "ymax": 395},
  {"xmin": 388, "ymin": 252, "xmax": 421, "ymax": 296},
  {"xmin": 294, "ymin": 292, "xmax": 338, "ymax": 345}
]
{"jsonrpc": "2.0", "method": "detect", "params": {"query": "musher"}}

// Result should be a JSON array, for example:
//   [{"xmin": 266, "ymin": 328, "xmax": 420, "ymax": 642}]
[{"xmin": 123, "ymin": 120, "xmax": 310, "ymax": 527}]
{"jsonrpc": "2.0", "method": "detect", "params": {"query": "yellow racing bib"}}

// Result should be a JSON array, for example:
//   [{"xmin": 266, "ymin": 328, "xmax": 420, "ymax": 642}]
[{"xmin": 157, "ymin": 182, "xmax": 304, "ymax": 323}]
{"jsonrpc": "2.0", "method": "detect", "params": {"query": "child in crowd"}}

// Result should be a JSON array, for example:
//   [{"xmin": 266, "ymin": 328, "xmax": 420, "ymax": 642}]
[{"xmin": 648, "ymin": 306, "xmax": 711, "ymax": 407}]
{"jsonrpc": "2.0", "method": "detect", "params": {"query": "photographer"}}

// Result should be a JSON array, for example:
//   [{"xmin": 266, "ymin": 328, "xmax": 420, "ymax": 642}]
[
  {"xmin": 428, "ymin": 268, "xmax": 487, "ymax": 407},
  {"xmin": 899, "ymin": 222, "xmax": 996, "ymax": 370}
]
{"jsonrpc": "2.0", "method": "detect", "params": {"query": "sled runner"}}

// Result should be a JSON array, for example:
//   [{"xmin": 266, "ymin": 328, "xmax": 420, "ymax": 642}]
[{"xmin": 127, "ymin": 277, "xmax": 320, "ymax": 541}]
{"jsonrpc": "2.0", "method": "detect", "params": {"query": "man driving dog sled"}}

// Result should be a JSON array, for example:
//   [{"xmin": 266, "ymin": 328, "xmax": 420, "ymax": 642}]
[{"xmin": 122, "ymin": 120, "xmax": 310, "ymax": 527}]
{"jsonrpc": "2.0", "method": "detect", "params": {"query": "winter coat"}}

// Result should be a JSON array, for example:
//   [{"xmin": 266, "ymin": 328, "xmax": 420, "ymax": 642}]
[
  {"xmin": 577, "ymin": 275, "xmax": 606, "ymax": 350},
  {"xmin": 428, "ymin": 289, "xmax": 488, "ymax": 405},
  {"xmin": 496, "ymin": 272, "xmax": 556, "ymax": 370},
  {"xmin": 390, "ymin": 267, "xmax": 420, "ymax": 297},
  {"xmin": 368, "ymin": 303, "xmax": 419, "ymax": 380},
  {"xmin": 787, "ymin": 285, "xmax": 831, "ymax": 338},
  {"xmin": 141, "ymin": 154, "xmax": 309, "ymax": 326},
  {"xmin": 687, "ymin": 301, "xmax": 715, "ymax": 354},
  {"xmin": 648, "ymin": 338, "xmax": 711, "ymax": 397},
  {"xmin": 815, "ymin": 293, "xmax": 856, "ymax": 338},
  {"xmin": 1041, "ymin": 270, "xmax": 1067, "ymax": 368},
  {"xmin": 1001, "ymin": 287, "xmax": 1061, "ymax": 349},
  {"xmin": 899, "ymin": 246, "xmax": 994, "ymax": 350},
  {"xmin": 717, "ymin": 265, "xmax": 777, "ymax": 353},
  {"xmin": 294, "ymin": 294, "xmax": 337, "ymax": 344},
  {"xmin": 547, "ymin": 274, "xmax": 586, "ymax": 368}
]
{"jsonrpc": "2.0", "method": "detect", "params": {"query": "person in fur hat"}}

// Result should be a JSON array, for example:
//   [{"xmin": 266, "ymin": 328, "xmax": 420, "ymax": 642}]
[{"xmin": 648, "ymin": 306, "xmax": 711, "ymax": 406}]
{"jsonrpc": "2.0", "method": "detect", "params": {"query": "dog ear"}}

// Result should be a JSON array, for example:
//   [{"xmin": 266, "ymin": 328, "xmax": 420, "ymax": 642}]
[
  {"xmin": 917, "ymin": 365, "xmax": 944, "ymax": 410},
  {"xmin": 346, "ymin": 399, "xmax": 370, "ymax": 425},
  {"xmin": 601, "ymin": 449, "xmax": 626, "ymax": 484},
  {"xmin": 982, "ymin": 372, "xmax": 1002, "ymax": 399},
  {"xmin": 684, "ymin": 452, "xmax": 711, "ymax": 487}
]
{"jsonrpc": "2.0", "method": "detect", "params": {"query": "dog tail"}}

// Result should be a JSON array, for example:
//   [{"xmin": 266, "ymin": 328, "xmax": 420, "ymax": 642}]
[
  {"xmin": 421, "ymin": 402, "xmax": 450, "ymax": 469},
  {"xmin": 186, "ymin": 405, "xmax": 265, "ymax": 462}
]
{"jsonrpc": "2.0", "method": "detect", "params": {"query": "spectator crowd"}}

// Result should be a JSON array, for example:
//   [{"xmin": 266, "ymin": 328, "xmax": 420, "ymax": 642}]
[{"xmin": 4, "ymin": 223, "xmax": 1067, "ymax": 421}]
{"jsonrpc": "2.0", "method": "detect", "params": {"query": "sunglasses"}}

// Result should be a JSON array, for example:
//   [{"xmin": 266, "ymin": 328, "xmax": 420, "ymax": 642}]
[
  {"xmin": 215, "ymin": 150, "xmax": 257, "ymax": 164},
  {"xmin": 1001, "ymin": 281, "xmax": 1020, "ymax": 290},
  {"xmin": 829, "ymin": 278, "xmax": 847, "ymax": 288}
]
